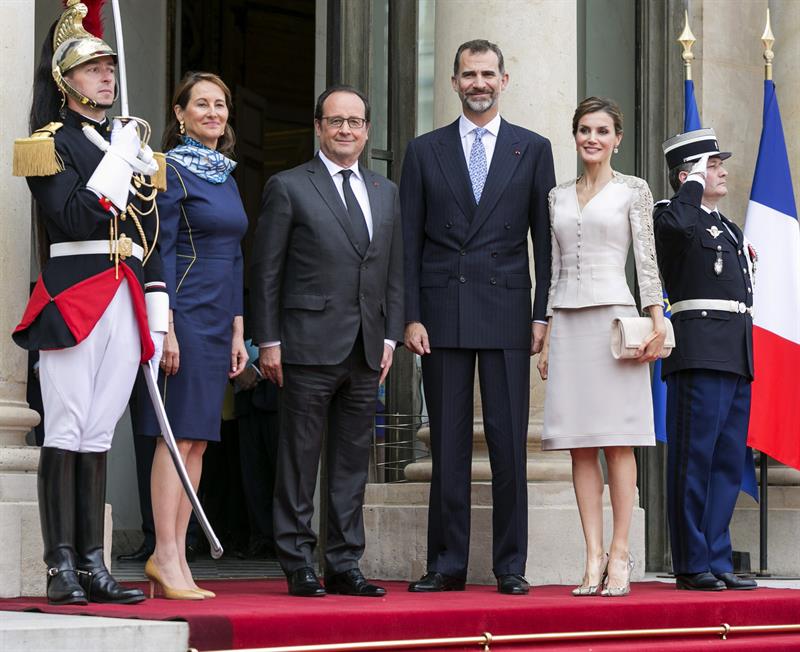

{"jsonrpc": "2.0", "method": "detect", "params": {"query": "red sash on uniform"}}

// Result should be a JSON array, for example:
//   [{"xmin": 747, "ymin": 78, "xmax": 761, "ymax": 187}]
[{"xmin": 15, "ymin": 265, "xmax": 154, "ymax": 363}]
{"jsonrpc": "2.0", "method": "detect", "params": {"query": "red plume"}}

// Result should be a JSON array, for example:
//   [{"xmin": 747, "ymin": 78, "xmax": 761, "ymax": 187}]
[{"xmin": 63, "ymin": 0, "xmax": 107, "ymax": 39}]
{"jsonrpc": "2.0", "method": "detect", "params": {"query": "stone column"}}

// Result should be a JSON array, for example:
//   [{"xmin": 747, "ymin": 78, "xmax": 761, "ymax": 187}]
[{"xmin": 0, "ymin": 0, "xmax": 44, "ymax": 598}]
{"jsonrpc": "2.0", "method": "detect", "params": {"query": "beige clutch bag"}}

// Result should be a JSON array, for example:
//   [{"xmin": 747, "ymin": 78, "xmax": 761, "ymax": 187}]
[{"xmin": 611, "ymin": 317, "xmax": 675, "ymax": 360}]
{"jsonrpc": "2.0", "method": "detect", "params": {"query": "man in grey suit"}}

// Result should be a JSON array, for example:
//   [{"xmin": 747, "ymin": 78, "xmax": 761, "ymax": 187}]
[
  {"xmin": 250, "ymin": 85, "xmax": 404, "ymax": 597},
  {"xmin": 402, "ymin": 40, "xmax": 555, "ymax": 594}
]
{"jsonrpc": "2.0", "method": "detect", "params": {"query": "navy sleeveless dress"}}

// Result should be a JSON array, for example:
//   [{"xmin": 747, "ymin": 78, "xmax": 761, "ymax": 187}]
[{"xmin": 137, "ymin": 159, "xmax": 248, "ymax": 441}]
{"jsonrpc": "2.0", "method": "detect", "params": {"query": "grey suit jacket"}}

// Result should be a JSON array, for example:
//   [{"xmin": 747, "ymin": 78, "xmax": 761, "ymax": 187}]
[{"xmin": 249, "ymin": 154, "xmax": 404, "ymax": 371}]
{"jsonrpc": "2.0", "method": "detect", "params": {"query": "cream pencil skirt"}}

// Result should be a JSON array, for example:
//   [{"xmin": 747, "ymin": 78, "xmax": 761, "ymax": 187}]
[{"xmin": 542, "ymin": 304, "xmax": 656, "ymax": 451}]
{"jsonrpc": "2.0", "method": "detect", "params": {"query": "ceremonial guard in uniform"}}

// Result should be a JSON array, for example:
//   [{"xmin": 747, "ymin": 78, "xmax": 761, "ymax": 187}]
[
  {"xmin": 11, "ymin": 1, "xmax": 168, "ymax": 605},
  {"xmin": 654, "ymin": 129, "xmax": 757, "ymax": 592}
]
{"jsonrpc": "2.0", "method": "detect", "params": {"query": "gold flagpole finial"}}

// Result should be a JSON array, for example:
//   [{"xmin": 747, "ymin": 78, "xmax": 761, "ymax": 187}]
[
  {"xmin": 678, "ymin": 10, "xmax": 696, "ymax": 81},
  {"xmin": 761, "ymin": 7, "xmax": 775, "ymax": 81}
]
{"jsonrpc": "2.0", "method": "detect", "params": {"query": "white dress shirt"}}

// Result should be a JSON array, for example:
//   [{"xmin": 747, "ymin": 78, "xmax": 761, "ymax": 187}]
[
  {"xmin": 459, "ymin": 113, "xmax": 501, "ymax": 170},
  {"xmin": 318, "ymin": 149, "xmax": 374, "ymax": 239},
  {"xmin": 260, "ymin": 151, "xmax": 395, "ymax": 351}
]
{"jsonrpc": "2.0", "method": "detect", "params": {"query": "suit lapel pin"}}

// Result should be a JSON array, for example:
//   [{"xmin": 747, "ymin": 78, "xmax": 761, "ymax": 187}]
[
  {"xmin": 706, "ymin": 225, "xmax": 723, "ymax": 239},
  {"xmin": 373, "ymin": 181, "xmax": 380, "ymax": 187},
  {"xmin": 514, "ymin": 149, "xmax": 521, "ymax": 156}
]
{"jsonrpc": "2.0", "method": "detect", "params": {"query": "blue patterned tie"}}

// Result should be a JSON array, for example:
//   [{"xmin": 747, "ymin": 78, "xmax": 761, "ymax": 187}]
[{"xmin": 468, "ymin": 127, "xmax": 488, "ymax": 204}]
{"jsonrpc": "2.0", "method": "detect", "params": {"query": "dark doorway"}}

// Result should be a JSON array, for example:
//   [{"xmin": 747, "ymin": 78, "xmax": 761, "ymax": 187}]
[{"xmin": 180, "ymin": 0, "xmax": 317, "ymax": 277}]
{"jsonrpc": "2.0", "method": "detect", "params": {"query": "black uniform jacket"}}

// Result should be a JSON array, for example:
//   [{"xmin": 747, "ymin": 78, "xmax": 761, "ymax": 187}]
[
  {"xmin": 654, "ymin": 179, "xmax": 754, "ymax": 380},
  {"xmin": 13, "ymin": 109, "xmax": 164, "ymax": 359}
]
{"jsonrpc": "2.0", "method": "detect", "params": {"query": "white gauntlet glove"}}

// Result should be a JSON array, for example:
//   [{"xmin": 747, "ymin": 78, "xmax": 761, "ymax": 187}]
[
  {"xmin": 150, "ymin": 330, "xmax": 165, "ymax": 367},
  {"xmin": 86, "ymin": 120, "xmax": 140, "ymax": 210},
  {"xmin": 689, "ymin": 153, "xmax": 710, "ymax": 178}
]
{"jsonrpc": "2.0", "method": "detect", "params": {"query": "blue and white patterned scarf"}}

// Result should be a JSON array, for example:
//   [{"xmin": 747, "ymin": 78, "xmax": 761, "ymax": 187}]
[{"xmin": 167, "ymin": 136, "xmax": 236, "ymax": 184}]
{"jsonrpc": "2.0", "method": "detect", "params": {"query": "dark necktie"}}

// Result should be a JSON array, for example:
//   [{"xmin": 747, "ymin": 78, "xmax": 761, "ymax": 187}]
[{"xmin": 340, "ymin": 169, "xmax": 370, "ymax": 252}]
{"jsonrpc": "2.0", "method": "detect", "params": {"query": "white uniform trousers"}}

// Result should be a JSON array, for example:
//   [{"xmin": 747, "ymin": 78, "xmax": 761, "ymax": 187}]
[{"xmin": 39, "ymin": 279, "xmax": 141, "ymax": 453}]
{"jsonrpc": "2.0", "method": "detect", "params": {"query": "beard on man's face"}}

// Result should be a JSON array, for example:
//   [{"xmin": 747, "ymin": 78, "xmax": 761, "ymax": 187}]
[{"xmin": 461, "ymin": 92, "xmax": 496, "ymax": 114}]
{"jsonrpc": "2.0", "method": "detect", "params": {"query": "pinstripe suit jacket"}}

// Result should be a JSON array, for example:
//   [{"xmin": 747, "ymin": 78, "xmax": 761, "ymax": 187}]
[{"xmin": 400, "ymin": 118, "xmax": 556, "ymax": 349}]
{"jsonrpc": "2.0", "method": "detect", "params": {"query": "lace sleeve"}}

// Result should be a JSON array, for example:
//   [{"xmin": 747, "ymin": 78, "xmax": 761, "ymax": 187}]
[
  {"xmin": 629, "ymin": 179, "xmax": 663, "ymax": 309},
  {"xmin": 546, "ymin": 186, "xmax": 560, "ymax": 317}
]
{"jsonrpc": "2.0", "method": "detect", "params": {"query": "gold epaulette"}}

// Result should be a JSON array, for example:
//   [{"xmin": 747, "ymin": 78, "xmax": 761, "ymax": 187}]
[
  {"xmin": 151, "ymin": 152, "xmax": 168, "ymax": 191},
  {"xmin": 13, "ymin": 122, "xmax": 65, "ymax": 177}
]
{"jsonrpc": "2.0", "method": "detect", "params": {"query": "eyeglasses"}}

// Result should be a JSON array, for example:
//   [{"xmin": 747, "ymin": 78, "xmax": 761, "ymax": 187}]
[{"xmin": 321, "ymin": 116, "xmax": 367, "ymax": 130}]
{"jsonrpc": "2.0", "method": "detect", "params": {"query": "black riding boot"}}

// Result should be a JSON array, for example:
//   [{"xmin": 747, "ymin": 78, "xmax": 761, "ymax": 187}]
[
  {"xmin": 38, "ymin": 447, "xmax": 88, "ymax": 605},
  {"xmin": 75, "ymin": 452, "xmax": 145, "ymax": 604}
]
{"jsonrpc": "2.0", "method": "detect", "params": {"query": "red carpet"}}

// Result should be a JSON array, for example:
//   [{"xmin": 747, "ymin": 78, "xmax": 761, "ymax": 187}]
[{"xmin": 2, "ymin": 580, "xmax": 800, "ymax": 651}]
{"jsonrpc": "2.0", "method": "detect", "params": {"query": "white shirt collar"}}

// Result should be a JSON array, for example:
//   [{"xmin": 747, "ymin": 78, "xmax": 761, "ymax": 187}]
[
  {"xmin": 700, "ymin": 204, "xmax": 718, "ymax": 215},
  {"xmin": 318, "ymin": 149, "xmax": 362, "ymax": 181},
  {"xmin": 459, "ymin": 113, "xmax": 502, "ymax": 139}
]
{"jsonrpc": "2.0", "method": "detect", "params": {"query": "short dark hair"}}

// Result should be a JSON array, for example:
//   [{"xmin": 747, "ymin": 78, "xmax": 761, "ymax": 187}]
[
  {"xmin": 314, "ymin": 85, "xmax": 370, "ymax": 123},
  {"xmin": 572, "ymin": 97, "xmax": 623, "ymax": 135},
  {"xmin": 452, "ymin": 39, "xmax": 505, "ymax": 77},
  {"xmin": 668, "ymin": 161, "xmax": 693, "ymax": 192}
]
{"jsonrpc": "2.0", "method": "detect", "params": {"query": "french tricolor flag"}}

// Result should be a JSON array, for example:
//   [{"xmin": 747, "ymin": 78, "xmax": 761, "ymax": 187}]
[{"xmin": 744, "ymin": 79, "xmax": 800, "ymax": 471}]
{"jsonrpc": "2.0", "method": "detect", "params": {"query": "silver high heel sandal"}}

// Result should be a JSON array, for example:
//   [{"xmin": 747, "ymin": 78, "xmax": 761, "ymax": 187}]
[
  {"xmin": 572, "ymin": 553, "xmax": 609, "ymax": 596},
  {"xmin": 601, "ymin": 554, "xmax": 634, "ymax": 597}
]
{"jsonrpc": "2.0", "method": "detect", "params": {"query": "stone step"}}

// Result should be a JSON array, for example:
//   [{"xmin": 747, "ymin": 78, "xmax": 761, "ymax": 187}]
[{"xmin": 0, "ymin": 611, "xmax": 188, "ymax": 652}]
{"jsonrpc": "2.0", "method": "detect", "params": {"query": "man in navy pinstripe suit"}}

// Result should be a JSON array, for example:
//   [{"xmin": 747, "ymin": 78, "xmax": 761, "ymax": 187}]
[{"xmin": 402, "ymin": 40, "xmax": 556, "ymax": 594}]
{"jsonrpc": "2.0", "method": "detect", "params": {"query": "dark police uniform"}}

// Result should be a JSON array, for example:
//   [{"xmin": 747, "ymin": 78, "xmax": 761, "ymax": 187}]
[{"xmin": 654, "ymin": 176, "xmax": 754, "ymax": 579}]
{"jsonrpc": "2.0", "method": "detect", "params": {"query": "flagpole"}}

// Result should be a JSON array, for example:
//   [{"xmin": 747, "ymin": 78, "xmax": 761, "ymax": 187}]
[{"xmin": 756, "ymin": 6, "xmax": 775, "ymax": 579}]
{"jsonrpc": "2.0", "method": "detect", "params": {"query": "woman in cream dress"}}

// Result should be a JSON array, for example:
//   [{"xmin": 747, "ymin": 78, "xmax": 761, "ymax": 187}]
[{"xmin": 538, "ymin": 97, "xmax": 666, "ymax": 597}]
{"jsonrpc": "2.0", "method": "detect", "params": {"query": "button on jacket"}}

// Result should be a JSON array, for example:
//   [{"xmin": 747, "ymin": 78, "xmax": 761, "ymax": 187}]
[{"xmin": 546, "ymin": 171, "xmax": 662, "ymax": 316}]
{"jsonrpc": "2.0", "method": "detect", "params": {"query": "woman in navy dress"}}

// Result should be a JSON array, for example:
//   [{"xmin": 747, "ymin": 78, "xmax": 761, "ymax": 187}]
[{"xmin": 138, "ymin": 72, "xmax": 248, "ymax": 599}]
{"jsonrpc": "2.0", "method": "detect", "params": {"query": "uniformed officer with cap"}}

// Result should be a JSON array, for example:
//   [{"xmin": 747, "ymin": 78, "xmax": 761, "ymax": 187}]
[
  {"xmin": 11, "ymin": 0, "xmax": 167, "ymax": 605},
  {"xmin": 654, "ymin": 128, "xmax": 757, "ymax": 592}
]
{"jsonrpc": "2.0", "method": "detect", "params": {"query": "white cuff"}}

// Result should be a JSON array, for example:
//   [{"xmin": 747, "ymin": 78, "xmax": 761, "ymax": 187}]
[
  {"xmin": 383, "ymin": 339, "xmax": 396, "ymax": 350},
  {"xmin": 86, "ymin": 150, "xmax": 134, "ymax": 211},
  {"xmin": 259, "ymin": 341, "xmax": 281, "ymax": 348},
  {"xmin": 146, "ymin": 290, "xmax": 170, "ymax": 333}
]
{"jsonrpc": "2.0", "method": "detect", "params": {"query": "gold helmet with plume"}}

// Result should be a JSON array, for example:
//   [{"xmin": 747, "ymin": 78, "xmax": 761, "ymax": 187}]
[{"xmin": 51, "ymin": 0, "xmax": 117, "ymax": 109}]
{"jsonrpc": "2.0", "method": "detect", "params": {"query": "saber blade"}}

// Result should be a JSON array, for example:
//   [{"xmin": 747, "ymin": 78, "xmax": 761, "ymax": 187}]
[
  {"xmin": 110, "ymin": 0, "xmax": 129, "ymax": 116},
  {"xmin": 142, "ymin": 360, "xmax": 223, "ymax": 559}
]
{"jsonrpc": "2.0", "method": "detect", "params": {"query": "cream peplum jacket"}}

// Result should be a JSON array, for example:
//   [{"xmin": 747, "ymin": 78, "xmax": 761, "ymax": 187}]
[{"xmin": 546, "ymin": 171, "xmax": 663, "ymax": 317}]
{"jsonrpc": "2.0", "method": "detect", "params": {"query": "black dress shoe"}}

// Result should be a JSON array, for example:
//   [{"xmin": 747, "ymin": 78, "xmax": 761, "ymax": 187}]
[
  {"xmin": 325, "ymin": 569, "xmax": 386, "ymax": 597},
  {"xmin": 287, "ymin": 567, "xmax": 326, "ymax": 597},
  {"xmin": 715, "ymin": 572, "xmax": 757, "ymax": 590},
  {"xmin": 675, "ymin": 572, "xmax": 726, "ymax": 591},
  {"xmin": 497, "ymin": 574, "xmax": 530, "ymax": 595},
  {"xmin": 408, "ymin": 571, "xmax": 466, "ymax": 592},
  {"xmin": 116, "ymin": 542, "xmax": 154, "ymax": 563}
]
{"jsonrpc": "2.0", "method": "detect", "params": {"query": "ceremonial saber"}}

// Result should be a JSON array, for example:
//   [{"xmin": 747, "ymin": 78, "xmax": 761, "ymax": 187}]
[
  {"xmin": 110, "ymin": 0, "xmax": 129, "ymax": 116},
  {"xmin": 143, "ymin": 359, "xmax": 224, "ymax": 559},
  {"xmin": 108, "ymin": 1, "xmax": 218, "ymax": 554}
]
